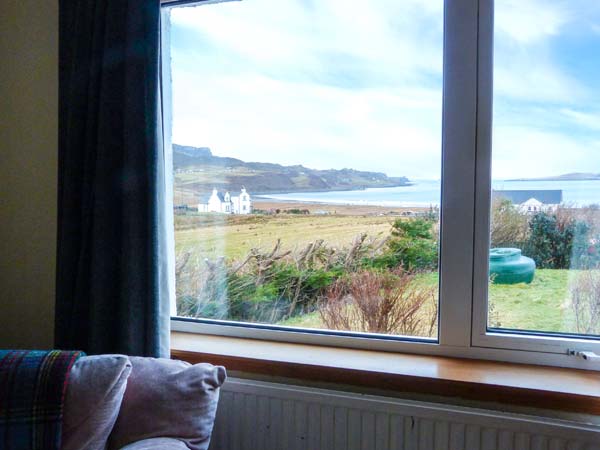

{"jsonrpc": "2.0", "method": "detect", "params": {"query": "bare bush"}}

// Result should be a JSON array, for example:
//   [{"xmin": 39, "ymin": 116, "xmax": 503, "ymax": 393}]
[
  {"xmin": 247, "ymin": 239, "xmax": 292, "ymax": 284},
  {"xmin": 175, "ymin": 233, "xmax": 411, "ymax": 324},
  {"xmin": 294, "ymin": 239, "xmax": 334, "ymax": 270},
  {"xmin": 318, "ymin": 270, "xmax": 437, "ymax": 337},
  {"xmin": 490, "ymin": 198, "xmax": 528, "ymax": 247},
  {"xmin": 175, "ymin": 251, "xmax": 191, "ymax": 278},
  {"xmin": 570, "ymin": 270, "xmax": 600, "ymax": 335},
  {"xmin": 176, "ymin": 256, "xmax": 231, "ymax": 319},
  {"xmin": 562, "ymin": 205, "xmax": 600, "ymax": 236}
]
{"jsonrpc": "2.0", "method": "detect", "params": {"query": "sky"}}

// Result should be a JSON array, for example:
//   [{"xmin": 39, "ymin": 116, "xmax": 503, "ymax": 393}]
[{"xmin": 168, "ymin": 0, "xmax": 600, "ymax": 180}]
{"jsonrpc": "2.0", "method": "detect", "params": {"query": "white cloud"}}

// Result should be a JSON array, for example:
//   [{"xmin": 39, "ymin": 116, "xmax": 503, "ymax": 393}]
[
  {"xmin": 492, "ymin": 126, "xmax": 595, "ymax": 179},
  {"xmin": 168, "ymin": 0, "xmax": 600, "ymax": 180},
  {"xmin": 170, "ymin": 0, "xmax": 444, "ymax": 84},
  {"xmin": 171, "ymin": 1, "xmax": 309, "ymax": 67},
  {"xmin": 169, "ymin": 0, "xmax": 445, "ymax": 178},
  {"xmin": 492, "ymin": 0, "xmax": 600, "ymax": 104},
  {"xmin": 561, "ymin": 109, "xmax": 600, "ymax": 131},
  {"xmin": 494, "ymin": 64, "xmax": 585, "ymax": 104},
  {"xmin": 172, "ymin": 71, "xmax": 442, "ymax": 177},
  {"xmin": 495, "ymin": 0, "xmax": 569, "ymax": 44}
]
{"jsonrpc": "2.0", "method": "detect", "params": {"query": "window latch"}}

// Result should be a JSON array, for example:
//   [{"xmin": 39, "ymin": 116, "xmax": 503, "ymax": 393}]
[{"xmin": 568, "ymin": 349, "xmax": 600, "ymax": 362}]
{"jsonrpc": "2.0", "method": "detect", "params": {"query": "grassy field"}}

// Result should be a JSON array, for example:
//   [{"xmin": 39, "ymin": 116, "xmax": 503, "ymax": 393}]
[
  {"xmin": 488, "ymin": 269, "xmax": 575, "ymax": 333},
  {"xmin": 175, "ymin": 213, "xmax": 395, "ymax": 262},
  {"xmin": 175, "ymin": 212, "xmax": 582, "ymax": 336},
  {"xmin": 279, "ymin": 269, "xmax": 579, "ymax": 335}
]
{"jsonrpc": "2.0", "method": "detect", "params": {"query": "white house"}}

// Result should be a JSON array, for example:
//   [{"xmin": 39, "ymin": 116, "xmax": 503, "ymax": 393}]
[
  {"xmin": 198, "ymin": 187, "xmax": 252, "ymax": 214},
  {"xmin": 492, "ymin": 190, "xmax": 563, "ymax": 213}
]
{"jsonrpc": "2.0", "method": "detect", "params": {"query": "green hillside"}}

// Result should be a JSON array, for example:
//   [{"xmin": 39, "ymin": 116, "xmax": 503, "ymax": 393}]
[{"xmin": 173, "ymin": 144, "xmax": 411, "ymax": 199}]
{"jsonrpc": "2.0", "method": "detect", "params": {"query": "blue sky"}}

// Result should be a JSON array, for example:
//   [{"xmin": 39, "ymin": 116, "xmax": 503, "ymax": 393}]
[{"xmin": 169, "ymin": 0, "xmax": 600, "ymax": 180}]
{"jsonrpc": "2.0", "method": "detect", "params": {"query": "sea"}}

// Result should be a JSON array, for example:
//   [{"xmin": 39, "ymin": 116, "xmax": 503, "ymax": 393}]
[{"xmin": 260, "ymin": 179, "xmax": 600, "ymax": 208}]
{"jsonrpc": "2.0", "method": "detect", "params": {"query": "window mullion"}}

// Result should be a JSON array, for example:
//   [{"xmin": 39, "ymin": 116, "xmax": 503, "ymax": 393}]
[
  {"xmin": 438, "ymin": 0, "xmax": 480, "ymax": 348},
  {"xmin": 471, "ymin": 0, "xmax": 494, "ymax": 347}
]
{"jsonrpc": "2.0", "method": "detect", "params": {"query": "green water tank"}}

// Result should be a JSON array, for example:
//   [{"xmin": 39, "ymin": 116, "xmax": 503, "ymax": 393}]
[{"xmin": 489, "ymin": 248, "xmax": 535, "ymax": 284}]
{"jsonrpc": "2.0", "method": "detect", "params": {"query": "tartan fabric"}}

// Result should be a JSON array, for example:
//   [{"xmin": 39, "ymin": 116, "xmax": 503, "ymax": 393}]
[{"xmin": 0, "ymin": 350, "xmax": 84, "ymax": 450}]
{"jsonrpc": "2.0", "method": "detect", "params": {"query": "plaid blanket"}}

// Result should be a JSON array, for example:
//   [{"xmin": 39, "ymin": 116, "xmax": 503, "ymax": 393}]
[{"xmin": 0, "ymin": 350, "xmax": 84, "ymax": 450}]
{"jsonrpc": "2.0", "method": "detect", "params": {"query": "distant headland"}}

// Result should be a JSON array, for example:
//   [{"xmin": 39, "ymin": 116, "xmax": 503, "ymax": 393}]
[
  {"xmin": 508, "ymin": 172, "xmax": 600, "ymax": 182},
  {"xmin": 173, "ymin": 144, "xmax": 411, "ymax": 195}
]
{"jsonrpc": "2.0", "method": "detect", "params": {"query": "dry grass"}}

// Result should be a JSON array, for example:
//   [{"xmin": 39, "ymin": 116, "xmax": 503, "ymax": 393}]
[
  {"xmin": 570, "ymin": 270, "xmax": 600, "ymax": 335},
  {"xmin": 319, "ymin": 270, "xmax": 438, "ymax": 337},
  {"xmin": 175, "ymin": 213, "xmax": 395, "ymax": 262},
  {"xmin": 253, "ymin": 200, "xmax": 430, "ymax": 216}
]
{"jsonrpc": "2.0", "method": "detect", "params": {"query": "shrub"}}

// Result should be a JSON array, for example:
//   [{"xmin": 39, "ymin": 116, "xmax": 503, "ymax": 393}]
[
  {"xmin": 392, "ymin": 218, "xmax": 434, "ymax": 240},
  {"xmin": 570, "ymin": 270, "xmax": 600, "ymax": 335},
  {"xmin": 175, "ymin": 256, "xmax": 231, "ymax": 319},
  {"xmin": 523, "ymin": 212, "xmax": 572, "ymax": 269},
  {"xmin": 367, "ymin": 218, "xmax": 438, "ymax": 271},
  {"xmin": 523, "ymin": 211, "xmax": 600, "ymax": 269},
  {"xmin": 570, "ymin": 221, "xmax": 600, "ymax": 269},
  {"xmin": 266, "ymin": 263, "xmax": 340, "ymax": 317},
  {"xmin": 423, "ymin": 205, "xmax": 440, "ymax": 221},
  {"xmin": 318, "ymin": 269, "xmax": 437, "ymax": 337},
  {"xmin": 218, "ymin": 244, "xmax": 342, "ymax": 322},
  {"xmin": 226, "ymin": 276, "xmax": 292, "ymax": 324},
  {"xmin": 175, "ymin": 226, "xmax": 439, "ymax": 327},
  {"xmin": 490, "ymin": 198, "xmax": 528, "ymax": 247},
  {"xmin": 175, "ymin": 239, "xmax": 345, "ymax": 323},
  {"xmin": 284, "ymin": 208, "xmax": 310, "ymax": 215}
]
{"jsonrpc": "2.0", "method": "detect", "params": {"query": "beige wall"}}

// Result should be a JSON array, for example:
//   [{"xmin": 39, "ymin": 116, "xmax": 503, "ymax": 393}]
[{"xmin": 0, "ymin": 0, "xmax": 58, "ymax": 348}]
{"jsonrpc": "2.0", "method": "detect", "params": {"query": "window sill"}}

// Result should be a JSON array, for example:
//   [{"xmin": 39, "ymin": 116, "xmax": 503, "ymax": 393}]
[{"xmin": 171, "ymin": 331, "xmax": 600, "ymax": 415}]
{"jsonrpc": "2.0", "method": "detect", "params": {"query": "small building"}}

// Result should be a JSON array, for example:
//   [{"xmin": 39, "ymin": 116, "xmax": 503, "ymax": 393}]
[
  {"xmin": 198, "ymin": 187, "xmax": 252, "ymax": 214},
  {"xmin": 492, "ymin": 190, "xmax": 562, "ymax": 213}
]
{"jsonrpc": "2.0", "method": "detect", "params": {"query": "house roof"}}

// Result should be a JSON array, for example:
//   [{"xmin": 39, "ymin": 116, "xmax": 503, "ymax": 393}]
[
  {"xmin": 492, "ymin": 190, "xmax": 563, "ymax": 205},
  {"xmin": 198, "ymin": 192, "xmax": 225, "ymax": 203},
  {"xmin": 199, "ymin": 188, "xmax": 248, "ymax": 204}
]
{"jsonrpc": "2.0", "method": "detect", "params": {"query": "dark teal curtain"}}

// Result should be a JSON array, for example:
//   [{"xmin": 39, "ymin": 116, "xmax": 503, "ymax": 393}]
[{"xmin": 56, "ymin": 0, "xmax": 170, "ymax": 357}]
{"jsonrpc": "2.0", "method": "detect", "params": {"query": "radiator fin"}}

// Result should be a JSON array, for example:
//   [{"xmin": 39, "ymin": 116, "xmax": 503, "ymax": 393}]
[{"xmin": 209, "ymin": 379, "xmax": 600, "ymax": 450}]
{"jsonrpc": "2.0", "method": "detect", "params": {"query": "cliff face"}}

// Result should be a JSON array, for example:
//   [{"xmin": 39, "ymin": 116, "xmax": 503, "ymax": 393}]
[{"xmin": 173, "ymin": 144, "xmax": 411, "ymax": 195}]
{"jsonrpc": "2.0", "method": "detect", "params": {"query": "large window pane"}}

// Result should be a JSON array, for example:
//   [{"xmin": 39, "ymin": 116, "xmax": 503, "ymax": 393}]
[
  {"xmin": 489, "ymin": 0, "xmax": 600, "ymax": 337},
  {"xmin": 169, "ymin": 0, "xmax": 443, "ymax": 339}
]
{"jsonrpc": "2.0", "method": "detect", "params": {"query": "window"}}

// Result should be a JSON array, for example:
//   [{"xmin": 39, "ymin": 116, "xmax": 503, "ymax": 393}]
[
  {"xmin": 162, "ymin": 0, "xmax": 600, "ymax": 370},
  {"xmin": 166, "ymin": 0, "xmax": 443, "ymax": 342},
  {"xmin": 487, "ymin": 0, "xmax": 600, "ymax": 338},
  {"xmin": 472, "ymin": 0, "xmax": 600, "ymax": 359}
]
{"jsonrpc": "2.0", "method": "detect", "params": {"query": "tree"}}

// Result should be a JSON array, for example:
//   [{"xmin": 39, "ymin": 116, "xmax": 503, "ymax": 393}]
[
  {"xmin": 368, "ymin": 218, "xmax": 438, "ymax": 271},
  {"xmin": 524, "ymin": 212, "xmax": 573, "ymax": 269}
]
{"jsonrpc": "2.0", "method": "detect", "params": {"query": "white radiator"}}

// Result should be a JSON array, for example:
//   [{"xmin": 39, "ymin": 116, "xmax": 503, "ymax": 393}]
[{"xmin": 209, "ymin": 378, "xmax": 600, "ymax": 450}]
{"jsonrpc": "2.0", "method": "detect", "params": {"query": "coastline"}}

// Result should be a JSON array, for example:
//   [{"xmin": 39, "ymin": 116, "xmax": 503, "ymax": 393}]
[
  {"xmin": 252, "ymin": 198, "xmax": 431, "ymax": 216},
  {"xmin": 248, "ymin": 182, "xmax": 414, "ymax": 196},
  {"xmin": 175, "ymin": 178, "xmax": 600, "ymax": 212}
]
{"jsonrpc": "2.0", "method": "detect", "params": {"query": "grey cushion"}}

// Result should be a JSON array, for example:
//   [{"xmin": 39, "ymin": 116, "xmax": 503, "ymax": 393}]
[
  {"xmin": 119, "ymin": 438, "xmax": 190, "ymax": 450},
  {"xmin": 108, "ymin": 357, "xmax": 226, "ymax": 450},
  {"xmin": 62, "ymin": 355, "xmax": 132, "ymax": 450}
]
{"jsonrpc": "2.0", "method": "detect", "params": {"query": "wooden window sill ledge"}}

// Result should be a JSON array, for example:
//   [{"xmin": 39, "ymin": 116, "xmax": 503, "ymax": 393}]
[{"xmin": 171, "ymin": 332, "xmax": 600, "ymax": 415}]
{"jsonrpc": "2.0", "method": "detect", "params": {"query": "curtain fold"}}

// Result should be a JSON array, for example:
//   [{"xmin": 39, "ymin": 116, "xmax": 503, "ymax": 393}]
[{"xmin": 56, "ymin": 0, "xmax": 170, "ymax": 357}]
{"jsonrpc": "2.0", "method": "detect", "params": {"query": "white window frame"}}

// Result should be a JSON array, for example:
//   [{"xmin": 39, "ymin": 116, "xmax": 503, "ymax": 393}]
[
  {"xmin": 161, "ymin": 0, "xmax": 600, "ymax": 371},
  {"xmin": 470, "ymin": 0, "xmax": 600, "ymax": 360}
]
